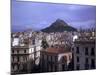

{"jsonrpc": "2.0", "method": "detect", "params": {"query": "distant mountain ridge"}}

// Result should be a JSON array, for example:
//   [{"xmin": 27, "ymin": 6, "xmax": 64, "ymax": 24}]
[{"xmin": 41, "ymin": 19, "xmax": 77, "ymax": 33}]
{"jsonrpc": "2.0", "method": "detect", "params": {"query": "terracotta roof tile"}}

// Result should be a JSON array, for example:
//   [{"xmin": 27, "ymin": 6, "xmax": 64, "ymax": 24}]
[{"xmin": 45, "ymin": 47, "xmax": 70, "ymax": 54}]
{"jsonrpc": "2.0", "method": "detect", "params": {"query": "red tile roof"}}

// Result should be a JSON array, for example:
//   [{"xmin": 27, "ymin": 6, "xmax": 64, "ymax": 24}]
[{"xmin": 44, "ymin": 47, "xmax": 71, "ymax": 54}]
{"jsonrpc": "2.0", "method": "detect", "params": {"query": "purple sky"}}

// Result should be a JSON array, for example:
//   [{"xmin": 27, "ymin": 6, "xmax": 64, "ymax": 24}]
[{"xmin": 11, "ymin": 0, "xmax": 96, "ymax": 32}]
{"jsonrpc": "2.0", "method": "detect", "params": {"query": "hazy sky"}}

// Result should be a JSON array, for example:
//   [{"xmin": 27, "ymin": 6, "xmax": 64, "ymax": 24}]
[{"xmin": 11, "ymin": 0, "xmax": 96, "ymax": 32}]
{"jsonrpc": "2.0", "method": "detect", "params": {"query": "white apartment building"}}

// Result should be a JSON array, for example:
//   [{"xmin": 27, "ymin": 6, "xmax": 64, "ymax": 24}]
[
  {"xmin": 11, "ymin": 33, "xmax": 42, "ymax": 74},
  {"xmin": 11, "ymin": 45, "xmax": 35, "ymax": 74},
  {"xmin": 73, "ymin": 39, "xmax": 96, "ymax": 70}
]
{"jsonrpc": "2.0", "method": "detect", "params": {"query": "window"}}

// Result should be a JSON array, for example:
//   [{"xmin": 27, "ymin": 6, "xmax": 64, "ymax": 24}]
[
  {"xmin": 62, "ymin": 64, "xmax": 66, "ymax": 71},
  {"xmin": 91, "ymin": 59, "xmax": 95, "ymax": 69},
  {"xmin": 51, "ymin": 63, "xmax": 53, "ymax": 72},
  {"xmin": 77, "ymin": 56, "xmax": 79, "ymax": 63},
  {"xmin": 51, "ymin": 56, "xmax": 53, "ymax": 61},
  {"xmin": 20, "ymin": 64, "xmax": 23, "ymax": 70},
  {"xmin": 55, "ymin": 56, "xmax": 57, "ymax": 62},
  {"xmin": 55, "ymin": 65, "xmax": 57, "ymax": 71},
  {"xmin": 12, "ymin": 57, "xmax": 14, "ymax": 62},
  {"xmin": 32, "ymin": 40, "xmax": 35, "ymax": 44},
  {"xmin": 48, "ymin": 55, "xmax": 51, "ymax": 61},
  {"xmin": 76, "ymin": 65, "xmax": 80, "ymax": 70},
  {"xmin": 23, "ymin": 57, "xmax": 26, "ymax": 62},
  {"xmin": 20, "ymin": 56, "xmax": 23, "ymax": 62},
  {"xmin": 12, "ymin": 65, "xmax": 14, "ymax": 70},
  {"xmin": 17, "ymin": 50, "xmax": 19, "ymax": 54},
  {"xmin": 18, "ymin": 64, "xmax": 20, "ymax": 71},
  {"xmin": 12, "ymin": 50, "xmax": 14, "ymax": 53},
  {"xmin": 49, "ymin": 65, "xmax": 51, "ymax": 72},
  {"xmin": 72, "ymin": 48, "xmax": 74, "ymax": 51},
  {"xmin": 17, "ymin": 57, "xmax": 19, "ymax": 62},
  {"xmin": 91, "ymin": 48, "xmax": 95, "ymax": 56},
  {"xmin": 14, "ymin": 65, "xmax": 18, "ymax": 71},
  {"xmin": 24, "ymin": 50, "xmax": 26, "ymax": 53},
  {"xmin": 76, "ymin": 47, "xmax": 79, "ymax": 54},
  {"xmin": 85, "ymin": 57, "xmax": 89, "ymax": 70},
  {"xmin": 85, "ymin": 58, "xmax": 89, "ymax": 64},
  {"xmin": 14, "ymin": 57, "xmax": 18, "ymax": 62},
  {"xmin": 85, "ymin": 47, "xmax": 88, "ymax": 55},
  {"xmin": 85, "ymin": 64, "xmax": 89, "ymax": 70},
  {"xmin": 47, "ymin": 55, "xmax": 48, "ymax": 61}
]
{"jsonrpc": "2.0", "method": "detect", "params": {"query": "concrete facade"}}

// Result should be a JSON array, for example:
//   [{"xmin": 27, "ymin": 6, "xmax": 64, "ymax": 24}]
[
  {"xmin": 11, "ymin": 46, "xmax": 34, "ymax": 74},
  {"xmin": 40, "ymin": 46, "xmax": 72, "ymax": 72},
  {"xmin": 73, "ymin": 40, "xmax": 96, "ymax": 70}
]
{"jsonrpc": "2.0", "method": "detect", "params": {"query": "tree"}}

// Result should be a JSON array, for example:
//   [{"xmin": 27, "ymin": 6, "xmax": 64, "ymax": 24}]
[{"xmin": 41, "ymin": 39, "xmax": 49, "ymax": 49}]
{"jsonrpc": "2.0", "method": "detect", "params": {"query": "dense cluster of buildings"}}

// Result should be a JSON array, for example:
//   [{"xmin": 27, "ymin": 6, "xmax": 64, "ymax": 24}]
[{"xmin": 11, "ymin": 30, "xmax": 96, "ymax": 74}]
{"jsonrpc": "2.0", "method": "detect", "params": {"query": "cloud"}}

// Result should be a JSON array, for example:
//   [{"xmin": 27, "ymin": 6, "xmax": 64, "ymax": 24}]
[
  {"xmin": 69, "ymin": 20, "xmax": 96, "ymax": 29},
  {"xmin": 11, "ymin": 1, "xmax": 96, "ymax": 32}
]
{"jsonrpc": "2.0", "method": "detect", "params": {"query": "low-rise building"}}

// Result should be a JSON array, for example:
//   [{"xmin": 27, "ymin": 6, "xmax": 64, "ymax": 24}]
[{"xmin": 40, "ymin": 45, "xmax": 72, "ymax": 72}]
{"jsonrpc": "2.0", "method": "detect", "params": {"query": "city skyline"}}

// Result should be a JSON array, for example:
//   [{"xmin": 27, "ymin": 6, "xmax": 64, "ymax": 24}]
[
  {"xmin": 11, "ymin": 0, "xmax": 96, "ymax": 32},
  {"xmin": 11, "ymin": 1, "xmax": 96, "ymax": 74}
]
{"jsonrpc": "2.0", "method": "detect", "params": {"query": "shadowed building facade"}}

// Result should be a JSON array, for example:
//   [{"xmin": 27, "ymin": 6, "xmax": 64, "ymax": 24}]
[
  {"xmin": 73, "ymin": 37, "xmax": 96, "ymax": 70},
  {"xmin": 40, "ymin": 45, "xmax": 72, "ymax": 72},
  {"xmin": 11, "ymin": 32, "xmax": 42, "ymax": 74},
  {"xmin": 11, "ymin": 46, "xmax": 34, "ymax": 74}
]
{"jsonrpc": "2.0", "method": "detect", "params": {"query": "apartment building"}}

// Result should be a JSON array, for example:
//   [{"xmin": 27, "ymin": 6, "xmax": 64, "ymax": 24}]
[
  {"xmin": 73, "ymin": 38, "xmax": 96, "ymax": 70},
  {"xmin": 11, "ymin": 32, "xmax": 42, "ymax": 74},
  {"xmin": 40, "ymin": 45, "xmax": 72, "ymax": 72}
]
